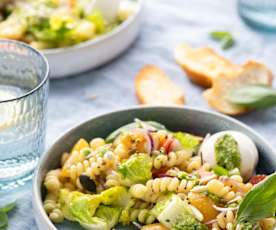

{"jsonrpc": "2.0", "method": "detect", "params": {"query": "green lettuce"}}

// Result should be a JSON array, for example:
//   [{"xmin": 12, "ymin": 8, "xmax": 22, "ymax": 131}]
[
  {"xmin": 118, "ymin": 154, "xmax": 152, "ymax": 184},
  {"xmin": 58, "ymin": 189, "xmax": 102, "ymax": 224},
  {"xmin": 151, "ymin": 194, "xmax": 174, "ymax": 217},
  {"xmin": 174, "ymin": 132, "xmax": 202, "ymax": 154},
  {"xmin": 100, "ymin": 186, "xmax": 130, "ymax": 207},
  {"xmin": 69, "ymin": 193, "xmax": 102, "ymax": 224},
  {"xmin": 87, "ymin": 11, "xmax": 106, "ymax": 33},
  {"xmin": 80, "ymin": 217, "xmax": 108, "ymax": 230},
  {"xmin": 157, "ymin": 195, "xmax": 195, "ymax": 228},
  {"xmin": 94, "ymin": 205, "xmax": 121, "ymax": 229}
]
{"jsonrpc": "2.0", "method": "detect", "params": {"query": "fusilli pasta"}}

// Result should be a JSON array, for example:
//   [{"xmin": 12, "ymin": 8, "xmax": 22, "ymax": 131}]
[{"xmin": 153, "ymin": 150, "xmax": 191, "ymax": 169}]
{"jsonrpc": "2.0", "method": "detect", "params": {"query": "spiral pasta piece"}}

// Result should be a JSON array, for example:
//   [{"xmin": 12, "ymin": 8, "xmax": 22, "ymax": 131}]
[
  {"xmin": 215, "ymin": 210, "xmax": 235, "ymax": 230},
  {"xmin": 105, "ymin": 171, "xmax": 123, "ymax": 187},
  {"xmin": 207, "ymin": 179, "xmax": 236, "ymax": 201},
  {"xmin": 153, "ymin": 150, "xmax": 191, "ymax": 169},
  {"xmin": 129, "ymin": 209, "xmax": 156, "ymax": 224},
  {"xmin": 49, "ymin": 208, "xmax": 64, "ymax": 223},
  {"xmin": 44, "ymin": 169, "xmax": 62, "ymax": 192},
  {"xmin": 130, "ymin": 177, "xmax": 197, "ymax": 203},
  {"xmin": 130, "ymin": 184, "xmax": 164, "ymax": 203},
  {"xmin": 43, "ymin": 192, "xmax": 58, "ymax": 214},
  {"xmin": 186, "ymin": 156, "xmax": 202, "ymax": 172},
  {"xmin": 64, "ymin": 151, "xmax": 117, "ymax": 183}
]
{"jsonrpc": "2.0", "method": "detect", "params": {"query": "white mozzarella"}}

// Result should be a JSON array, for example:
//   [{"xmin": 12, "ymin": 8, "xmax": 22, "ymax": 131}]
[{"xmin": 200, "ymin": 131, "xmax": 258, "ymax": 180}]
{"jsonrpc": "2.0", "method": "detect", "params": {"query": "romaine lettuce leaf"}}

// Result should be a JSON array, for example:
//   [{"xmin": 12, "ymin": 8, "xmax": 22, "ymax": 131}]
[
  {"xmin": 100, "ymin": 186, "xmax": 130, "ymax": 207},
  {"xmin": 95, "ymin": 205, "xmax": 121, "ymax": 229},
  {"xmin": 118, "ymin": 154, "xmax": 152, "ymax": 184},
  {"xmin": 174, "ymin": 132, "xmax": 202, "ymax": 154},
  {"xmin": 151, "ymin": 194, "xmax": 174, "ymax": 217},
  {"xmin": 69, "ymin": 193, "xmax": 102, "ymax": 224},
  {"xmin": 58, "ymin": 189, "xmax": 102, "ymax": 224}
]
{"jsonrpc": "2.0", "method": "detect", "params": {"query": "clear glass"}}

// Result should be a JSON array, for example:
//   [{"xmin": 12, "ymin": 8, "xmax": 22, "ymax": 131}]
[
  {"xmin": 0, "ymin": 40, "xmax": 49, "ymax": 191},
  {"xmin": 238, "ymin": 0, "xmax": 276, "ymax": 31}
]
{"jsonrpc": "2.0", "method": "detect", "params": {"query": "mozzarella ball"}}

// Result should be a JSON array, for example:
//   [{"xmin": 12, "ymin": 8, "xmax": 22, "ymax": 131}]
[{"xmin": 200, "ymin": 131, "xmax": 258, "ymax": 180}]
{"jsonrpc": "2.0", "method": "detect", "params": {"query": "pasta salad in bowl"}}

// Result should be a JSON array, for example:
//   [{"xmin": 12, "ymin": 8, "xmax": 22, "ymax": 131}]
[
  {"xmin": 0, "ymin": 0, "xmax": 143, "ymax": 77},
  {"xmin": 33, "ymin": 107, "xmax": 276, "ymax": 230}
]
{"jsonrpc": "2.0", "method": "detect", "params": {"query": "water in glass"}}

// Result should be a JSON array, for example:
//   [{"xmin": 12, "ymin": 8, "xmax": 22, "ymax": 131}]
[{"xmin": 0, "ymin": 40, "xmax": 49, "ymax": 191}]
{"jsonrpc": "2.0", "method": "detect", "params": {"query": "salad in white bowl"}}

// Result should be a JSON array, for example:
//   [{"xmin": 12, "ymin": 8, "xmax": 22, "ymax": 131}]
[{"xmin": 0, "ymin": 0, "xmax": 142, "ymax": 77}]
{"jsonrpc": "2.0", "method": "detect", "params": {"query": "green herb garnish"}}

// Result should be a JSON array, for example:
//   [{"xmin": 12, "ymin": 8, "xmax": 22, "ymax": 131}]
[
  {"xmin": 215, "ymin": 134, "xmax": 241, "ymax": 170},
  {"xmin": 236, "ymin": 172, "xmax": 276, "ymax": 225},
  {"xmin": 227, "ymin": 85, "xmax": 276, "ymax": 109},
  {"xmin": 213, "ymin": 165, "xmax": 229, "ymax": 176},
  {"xmin": 0, "ymin": 201, "xmax": 16, "ymax": 229},
  {"xmin": 210, "ymin": 31, "xmax": 235, "ymax": 50}
]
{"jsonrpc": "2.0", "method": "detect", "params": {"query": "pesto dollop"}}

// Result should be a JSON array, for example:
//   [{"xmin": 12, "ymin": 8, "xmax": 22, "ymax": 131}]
[{"xmin": 215, "ymin": 134, "xmax": 241, "ymax": 170}]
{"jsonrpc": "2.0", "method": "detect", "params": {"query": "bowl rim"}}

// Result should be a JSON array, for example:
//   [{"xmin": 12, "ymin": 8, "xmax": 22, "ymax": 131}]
[
  {"xmin": 32, "ymin": 105, "xmax": 276, "ymax": 229},
  {"xmin": 42, "ymin": 0, "xmax": 143, "ymax": 55}
]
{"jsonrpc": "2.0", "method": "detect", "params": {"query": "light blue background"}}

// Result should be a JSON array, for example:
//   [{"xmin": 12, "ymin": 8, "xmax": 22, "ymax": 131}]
[{"xmin": 1, "ymin": 0, "xmax": 276, "ymax": 229}]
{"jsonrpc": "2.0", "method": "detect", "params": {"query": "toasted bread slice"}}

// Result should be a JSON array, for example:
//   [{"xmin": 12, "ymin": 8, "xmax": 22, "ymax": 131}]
[
  {"xmin": 174, "ymin": 43, "xmax": 242, "ymax": 87},
  {"xmin": 203, "ymin": 61, "xmax": 273, "ymax": 115},
  {"xmin": 135, "ymin": 65, "xmax": 185, "ymax": 105}
]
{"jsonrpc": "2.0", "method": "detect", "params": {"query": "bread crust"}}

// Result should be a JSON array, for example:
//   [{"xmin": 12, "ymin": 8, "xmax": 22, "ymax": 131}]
[
  {"xmin": 203, "ymin": 60, "xmax": 273, "ymax": 115},
  {"xmin": 135, "ymin": 65, "xmax": 185, "ymax": 105},
  {"xmin": 174, "ymin": 43, "xmax": 241, "ymax": 88}
]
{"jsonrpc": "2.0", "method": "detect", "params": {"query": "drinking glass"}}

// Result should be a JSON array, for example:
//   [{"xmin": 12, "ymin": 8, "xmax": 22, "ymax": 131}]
[
  {"xmin": 0, "ymin": 40, "xmax": 49, "ymax": 191},
  {"xmin": 238, "ymin": 0, "xmax": 276, "ymax": 31}
]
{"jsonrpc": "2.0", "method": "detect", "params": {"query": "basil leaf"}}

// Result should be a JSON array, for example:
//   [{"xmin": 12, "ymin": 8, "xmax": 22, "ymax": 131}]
[
  {"xmin": 210, "ymin": 31, "xmax": 232, "ymax": 40},
  {"xmin": 236, "ymin": 172, "xmax": 276, "ymax": 224},
  {"xmin": 210, "ymin": 31, "xmax": 235, "ymax": 49},
  {"xmin": 227, "ymin": 85, "xmax": 276, "ymax": 109},
  {"xmin": 0, "ymin": 202, "xmax": 16, "ymax": 213},
  {"xmin": 0, "ymin": 211, "xmax": 8, "ymax": 228},
  {"xmin": 221, "ymin": 36, "xmax": 235, "ymax": 50}
]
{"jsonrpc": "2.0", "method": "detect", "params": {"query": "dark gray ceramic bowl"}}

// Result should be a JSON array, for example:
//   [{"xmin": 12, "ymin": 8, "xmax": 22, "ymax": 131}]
[{"xmin": 33, "ymin": 106, "xmax": 276, "ymax": 229}]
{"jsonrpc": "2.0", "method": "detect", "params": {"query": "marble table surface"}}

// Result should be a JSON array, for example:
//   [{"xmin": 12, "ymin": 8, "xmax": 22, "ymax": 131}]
[{"xmin": 1, "ymin": 0, "xmax": 276, "ymax": 229}]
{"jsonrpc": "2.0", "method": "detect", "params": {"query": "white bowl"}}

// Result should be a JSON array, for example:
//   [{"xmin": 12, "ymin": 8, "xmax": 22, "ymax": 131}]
[{"xmin": 43, "ymin": 0, "xmax": 143, "ymax": 79}]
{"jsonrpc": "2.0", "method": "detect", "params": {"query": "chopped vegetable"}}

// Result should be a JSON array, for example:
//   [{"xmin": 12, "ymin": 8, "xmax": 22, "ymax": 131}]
[
  {"xmin": 156, "ymin": 195, "xmax": 194, "ymax": 228},
  {"xmin": 174, "ymin": 132, "xmax": 202, "ymax": 154},
  {"xmin": 59, "ymin": 189, "xmax": 102, "ymax": 223},
  {"xmin": 250, "ymin": 175, "xmax": 267, "ymax": 185},
  {"xmin": 151, "ymin": 195, "xmax": 173, "ymax": 217},
  {"xmin": 100, "ymin": 186, "xmax": 130, "ymax": 207},
  {"xmin": 118, "ymin": 154, "xmax": 152, "ymax": 184},
  {"xmin": 94, "ymin": 205, "xmax": 121, "ymax": 229},
  {"xmin": 213, "ymin": 165, "xmax": 229, "ymax": 176}
]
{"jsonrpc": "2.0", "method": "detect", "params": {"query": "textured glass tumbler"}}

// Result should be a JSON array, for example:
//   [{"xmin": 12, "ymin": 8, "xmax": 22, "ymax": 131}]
[
  {"xmin": 0, "ymin": 40, "xmax": 49, "ymax": 191},
  {"xmin": 238, "ymin": 0, "xmax": 276, "ymax": 31}
]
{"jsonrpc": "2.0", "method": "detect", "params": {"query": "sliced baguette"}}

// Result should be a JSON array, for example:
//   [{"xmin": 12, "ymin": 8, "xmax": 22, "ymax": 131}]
[
  {"xmin": 203, "ymin": 61, "xmax": 273, "ymax": 115},
  {"xmin": 135, "ymin": 65, "xmax": 185, "ymax": 105},
  {"xmin": 174, "ymin": 43, "xmax": 242, "ymax": 87}
]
